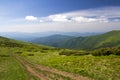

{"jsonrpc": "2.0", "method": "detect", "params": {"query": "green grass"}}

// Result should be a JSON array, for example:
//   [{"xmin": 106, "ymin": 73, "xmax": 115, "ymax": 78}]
[
  {"xmin": 0, "ymin": 48, "xmax": 29, "ymax": 80},
  {"xmin": 0, "ymin": 34, "xmax": 120, "ymax": 80},
  {"xmin": 1, "ymin": 47, "xmax": 119, "ymax": 80},
  {"xmin": 22, "ymin": 50, "xmax": 120, "ymax": 80}
]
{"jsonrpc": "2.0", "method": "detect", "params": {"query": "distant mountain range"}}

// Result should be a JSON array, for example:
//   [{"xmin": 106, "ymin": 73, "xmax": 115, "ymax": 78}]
[
  {"xmin": 32, "ymin": 30, "xmax": 120, "ymax": 50},
  {"xmin": 32, "ymin": 35, "xmax": 75, "ymax": 47},
  {"xmin": 0, "ymin": 30, "xmax": 120, "ymax": 50},
  {"xmin": 0, "ymin": 32, "xmax": 102, "ymax": 41}
]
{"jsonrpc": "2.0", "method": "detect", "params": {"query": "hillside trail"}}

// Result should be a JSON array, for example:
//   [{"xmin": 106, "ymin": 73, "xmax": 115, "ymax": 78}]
[
  {"xmin": 14, "ymin": 54, "xmax": 49, "ymax": 80},
  {"xmin": 35, "ymin": 64, "xmax": 90, "ymax": 80},
  {"xmin": 13, "ymin": 54, "xmax": 91, "ymax": 80}
]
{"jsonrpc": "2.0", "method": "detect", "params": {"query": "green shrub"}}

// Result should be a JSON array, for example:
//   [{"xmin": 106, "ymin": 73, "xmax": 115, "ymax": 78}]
[
  {"xmin": 42, "ymin": 48, "xmax": 49, "ymax": 50},
  {"xmin": 28, "ymin": 54, "xmax": 34, "ymax": 56},
  {"xmin": 91, "ymin": 46, "xmax": 120, "ymax": 56},
  {"xmin": 0, "ymin": 54, "xmax": 10, "ymax": 57},
  {"xmin": 16, "ymin": 51, "xmax": 22, "ymax": 54},
  {"xmin": 59, "ymin": 50, "xmax": 89, "ymax": 56}
]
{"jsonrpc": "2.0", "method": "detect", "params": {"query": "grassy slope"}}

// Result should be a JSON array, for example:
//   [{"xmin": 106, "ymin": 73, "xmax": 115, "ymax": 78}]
[
  {"xmin": 60, "ymin": 30, "xmax": 120, "ymax": 50},
  {"xmin": 0, "ymin": 48, "xmax": 28, "ymax": 80},
  {"xmin": 0, "ymin": 36, "xmax": 52, "ymax": 80},
  {"xmin": 21, "ymin": 50, "xmax": 120, "ymax": 80},
  {"xmin": 0, "ymin": 34, "xmax": 120, "ymax": 80}
]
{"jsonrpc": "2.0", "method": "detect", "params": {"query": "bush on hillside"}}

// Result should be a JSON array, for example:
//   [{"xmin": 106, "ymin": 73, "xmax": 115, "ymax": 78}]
[
  {"xmin": 59, "ymin": 50, "xmax": 89, "ymax": 56},
  {"xmin": 28, "ymin": 53, "xmax": 34, "ymax": 56},
  {"xmin": 91, "ymin": 46, "xmax": 120, "ymax": 56},
  {"xmin": 16, "ymin": 51, "xmax": 22, "ymax": 54},
  {"xmin": 0, "ymin": 54, "xmax": 10, "ymax": 57}
]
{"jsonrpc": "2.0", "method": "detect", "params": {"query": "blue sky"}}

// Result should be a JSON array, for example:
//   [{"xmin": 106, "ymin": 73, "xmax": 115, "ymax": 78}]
[{"xmin": 0, "ymin": 0, "xmax": 120, "ymax": 32}]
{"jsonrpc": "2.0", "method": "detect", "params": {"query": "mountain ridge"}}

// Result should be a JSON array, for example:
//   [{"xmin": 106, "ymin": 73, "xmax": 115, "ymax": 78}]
[
  {"xmin": 32, "ymin": 30, "xmax": 120, "ymax": 50},
  {"xmin": 32, "ymin": 34, "xmax": 75, "ymax": 47},
  {"xmin": 60, "ymin": 30, "xmax": 120, "ymax": 50},
  {"xmin": 0, "ymin": 32, "xmax": 102, "ymax": 41}
]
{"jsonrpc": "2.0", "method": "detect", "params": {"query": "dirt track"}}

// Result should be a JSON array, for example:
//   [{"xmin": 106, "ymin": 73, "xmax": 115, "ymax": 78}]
[
  {"xmin": 35, "ymin": 64, "xmax": 89, "ymax": 80},
  {"xmin": 14, "ymin": 54, "xmax": 90, "ymax": 80},
  {"xmin": 15, "ymin": 55, "xmax": 49, "ymax": 80}
]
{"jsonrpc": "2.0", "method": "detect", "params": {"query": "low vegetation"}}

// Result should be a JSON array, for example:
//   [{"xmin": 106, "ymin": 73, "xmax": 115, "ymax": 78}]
[
  {"xmin": 91, "ymin": 46, "xmax": 120, "ymax": 56},
  {"xmin": 0, "ymin": 48, "xmax": 28, "ymax": 80},
  {"xmin": 59, "ymin": 46, "xmax": 120, "ymax": 56},
  {"xmin": 0, "ymin": 30, "xmax": 120, "ymax": 80},
  {"xmin": 59, "ymin": 50, "xmax": 89, "ymax": 56},
  {"xmin": 22, "ymin": 49, "xmax": 120, "ymax": 80}
]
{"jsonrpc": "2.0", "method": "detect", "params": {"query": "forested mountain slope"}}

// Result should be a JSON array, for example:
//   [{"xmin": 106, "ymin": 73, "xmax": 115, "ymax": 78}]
[
  {"xmin": 60, "ymin": 30, "xmax": 120, "ymax": 50},
  {"xmin": 32, "ymin": 35, "xmax": 75, "ymax": 47}
]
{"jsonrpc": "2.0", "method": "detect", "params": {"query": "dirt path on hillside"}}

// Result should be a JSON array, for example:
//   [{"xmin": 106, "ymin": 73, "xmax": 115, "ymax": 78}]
[
  {"xmin": 14, "ymin": 54, "xmax": 91, "ymax": 80},
  {"xmin": 15, "ymin": 55, "xmax": 49, "ymax": 80},
  {"xmin": 35, "ymin": 64, "xmax": 90, "ymax": 80}
]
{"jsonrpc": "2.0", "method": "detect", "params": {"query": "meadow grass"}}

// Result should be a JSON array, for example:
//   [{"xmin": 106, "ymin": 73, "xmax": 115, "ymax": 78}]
[
  {"xmin": 0, "ymin": 47, "xmax": 119, "ymax": 80},
  {"xmin": 0, "ymin": 48, "xmax": 29, "ymax": 80},
  {"xmin": 22, "ymin": 50, "xmax": 120, "ymax": 80}
]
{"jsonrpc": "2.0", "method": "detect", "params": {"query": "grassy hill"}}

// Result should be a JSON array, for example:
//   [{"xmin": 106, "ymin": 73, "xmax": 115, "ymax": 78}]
[
  {"xmin": 0, "ymin": 35, "xmax": 120, "ymax": 80},
  {"xmin": 0, "ymin": 36, "xmax": 26, "ymax": 47},
  {"xmin": 59, "ymin": 30, "xmax": 120, "ymax": 50},
  {"xmin": 0, "ymin": 36, "xmax": 51, "ymax": 48}
]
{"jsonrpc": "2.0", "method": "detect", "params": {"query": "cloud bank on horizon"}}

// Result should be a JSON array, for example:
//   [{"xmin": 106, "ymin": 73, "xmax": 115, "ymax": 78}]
[
  {"xmin": 25, "ymin": 7, "xmax": 120, "ymax": 23},
  {"xmin": 1, "ymin": 6, "xmax": 120, "ymax": 32}
]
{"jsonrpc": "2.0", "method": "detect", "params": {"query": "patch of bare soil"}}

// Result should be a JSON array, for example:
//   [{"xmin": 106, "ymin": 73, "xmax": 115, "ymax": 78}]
[
  {"xmin": 15, "ymin": 55, "xmax": 49, "ymax": 80},
  {"xmin": 35, "ymin": 64, "xmax": 90, "ymax": 80}
]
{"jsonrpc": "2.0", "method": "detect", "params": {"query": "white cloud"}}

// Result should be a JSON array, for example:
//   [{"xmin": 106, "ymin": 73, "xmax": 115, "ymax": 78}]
[
  {"xmin": 48, "ymin": 14, "xmax": 70, "ymax": 22},
  {"xmin": 39, "ymin": 14, "xmax": 70, "ymax": 22},
  {"xmin": 39, "ymin": 6, "xmax": 120, "ymax": 23},
  {"xmin": 25, "ymin": 16, "xmax": 38, "ymax": 21},
  {"xmin": 39, "ymin": 15, "xmax": 109, "ymax": 23},
  {"xmin": 64, "ymin": 7, "xmax": 120, "ymax": 18},
  {"xmin": 98, "ymin": 17, "xmax": 109, "ymax": 23},
  {"xmin": 71, "ymin": 16, "xmax": 97, "ymax": 23},
  {"xmin": 39, "ymin": 20, "xmax": 44, "ymax": 22}
]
